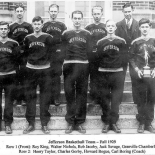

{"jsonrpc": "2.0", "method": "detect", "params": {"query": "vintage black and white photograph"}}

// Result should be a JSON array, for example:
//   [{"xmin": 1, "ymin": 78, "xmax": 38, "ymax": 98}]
[{"xmin": 0, "ymin": 0, "xmax": 155, "ymax": 154}]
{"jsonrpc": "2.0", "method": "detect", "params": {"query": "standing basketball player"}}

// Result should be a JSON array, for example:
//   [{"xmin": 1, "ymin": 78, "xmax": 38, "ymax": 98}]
[
  {"xmin": 8, "ymin": 3, "xmax": 33, "ymax": 106},
  {"xmin": 62, "ymin": 10, "xmax": 91, "ymax": 134},
  {"xmin": 85, "ymin": 6, "xmax": 107, "ymax": 104},
  {"xmin": 129, "ymin": 18, "xmax": 155, "ymax": 133},
  {"xmin": 96, "ymin": 20, "xmax": 126, "ymax": 133},
  {"xmin": 23, "ymin": 16, "xmax": 55, "ymax": 134},
  {"xmin": 42, "ymin": 4, "xmax": 67, "ymax": 106},
  {"xmin": 0, "ymin": 21, "xmax": 20, "ymax": 134}
]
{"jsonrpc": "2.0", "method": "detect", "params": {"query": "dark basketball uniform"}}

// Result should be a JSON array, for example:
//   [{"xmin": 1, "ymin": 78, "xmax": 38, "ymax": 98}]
[
  {"xmin": 0, "ymin": 38, "xmax": 20, "ymax": 127},
  {"xmin": 23, "ymin": 33, "xmax": 55, "ymax": 126},
  {"xmin": 96, "ymin": 36, "xmax": 126, "ymax": 125},
  {"xmin": 42, "ymin": 21, "xmax": 67, "ymax": 104},
  {"xmin": 129, "ymin": 37, "xmax": 155, "ymax": 126},
  {"xmin": 62, "ymin": 29, "xmax": 91, "ymax": 125},
  {"xmin": 85, "ymin": 23, "xmax": 107, "ymax": 101},
  {"xmin": 8, "ymin": 21, "xmax": 33, "ymax": 103}
]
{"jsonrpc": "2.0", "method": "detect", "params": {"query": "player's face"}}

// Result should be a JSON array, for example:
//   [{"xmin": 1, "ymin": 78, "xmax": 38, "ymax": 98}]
[
  {"xmin": 32, "ymin": 21, "xmax": 43, "ymax": 33},
  {"xmin": 0, "ymin": 25, "xmax": 9, "ymax": 38},
  {"xmin": 15, "ymin": 7, "xmax": 24, "ymax": 19},
  {"xmin": 139, "ymin": 23, "xmax": 150, "ymax": 36},
  {"xmin": 72, "ymin": 13, "xmax": 83, "ymax": 28},
  {"xmin": 49, "ymin": 7, "xmax": 59, "ymax": 20},
  {"xmin": 123, "ymin": 6, "xmax": 133, "ymax": 20},
  {"xmin": 92, "ymin": 9, "xmax": 103, "ymax": 23},
  {"xmin": 106, "ymin": 21, "xmax": 117, "ymax": 34}
]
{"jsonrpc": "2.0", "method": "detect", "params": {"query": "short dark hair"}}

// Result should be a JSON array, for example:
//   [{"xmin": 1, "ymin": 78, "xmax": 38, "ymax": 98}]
[
  {"xmin": 92, "ymin": 6, "xmax": 103, "ymax": 13},
  {"xmin": 139, "ymin": 18, "xmax": 151, "ymax": 27},
  {"xmin": 49, "ymin": 4, "xmax": 59, "ymax": 11},
  {"xmin": 15, "ymin": 3, "xmax": 25, "ymax": 11},
  {"xmin": 32, "ymin": 16, "xmax": 44, "ymax": 24},
  {"xmin": 72, "ymin": 10, "xmax": 83, "ymax": 19},
  {"xmin": 122, "ymin": 2, "xmax": 134, "ymax": 10},
  {"xmin": 0, "ymin": 21, "xmax": 9, "ymax": 29}
]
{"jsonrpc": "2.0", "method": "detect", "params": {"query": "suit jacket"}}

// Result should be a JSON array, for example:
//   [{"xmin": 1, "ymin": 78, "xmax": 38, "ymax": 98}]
[
  {"xmin": 115, "ymin": 18, "xmax": 141, "ymax": 66},
  {"xmin": 115, "ymin": 18, "xmax": 141, "ymax": 50}
]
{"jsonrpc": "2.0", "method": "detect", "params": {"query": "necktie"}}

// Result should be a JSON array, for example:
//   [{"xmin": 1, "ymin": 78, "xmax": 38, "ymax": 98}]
[{"xmin": 127, "ymin": 20, "xmax": 130, "ymax": 29}]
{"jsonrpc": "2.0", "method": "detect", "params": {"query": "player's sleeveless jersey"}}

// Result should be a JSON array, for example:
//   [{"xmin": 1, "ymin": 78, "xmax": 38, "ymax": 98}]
[
  {"xmin": 85, "ymin": 23, "xmax": 107, "ymax": 50},
  {"xmin": 97, "ymin": 37, "xmax": 126, "ymax": 69},
  {"xmin": 0, "ymin": 39, "xmax": 19, "ymax": 72},
  {"xmin": 62, "ymin": 29, "xmax": 91, "ymax": 61},
  {"xmin": 42, "ymin": 21, "xmax": 67, "ymax": 43},
  {"xmin": 130, "ymin": 37, "xmax": 155, "ymax": 69},
  {"xmin": 8, "ymin": 22, "xmax": 33, "ymax": 46},
  {"xmin": 24, "ymin": 33, "xmax": 54, "ymax": 66}
]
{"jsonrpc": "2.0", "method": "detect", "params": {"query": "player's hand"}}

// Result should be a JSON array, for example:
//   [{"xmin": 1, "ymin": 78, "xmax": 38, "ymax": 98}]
[
  {"xmin": 151, "ymin": 69, "xmax": 155, "ymax": 78},
  {"xmin": 137, "ymin": 70, "xmax": 143, "ymax": 78},
  {"xmin": 135, "ymin": 67, "xmax": 143, "ymax": 78}
]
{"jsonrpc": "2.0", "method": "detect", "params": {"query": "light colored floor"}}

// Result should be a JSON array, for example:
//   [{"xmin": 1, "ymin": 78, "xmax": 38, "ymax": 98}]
[{"xmin": 0, "ymin": 129, "xmax": 153, "ymax": 136}]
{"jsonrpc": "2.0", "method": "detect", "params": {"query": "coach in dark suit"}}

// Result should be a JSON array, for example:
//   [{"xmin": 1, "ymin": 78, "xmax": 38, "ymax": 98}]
[{"xmin": 115, "ymin": 2, "xmax": 141, "ymax": 106}]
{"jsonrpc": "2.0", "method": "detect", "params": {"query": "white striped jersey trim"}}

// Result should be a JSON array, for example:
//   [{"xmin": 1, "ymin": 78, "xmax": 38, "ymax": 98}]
[
  {"xmin": 0, "ymin": 70, "xmax": 16, "ymax": 75},
  {"xmin": 26, "ymin": 62, "xmax": 50, "ymax": 70},
  {"xmin": 98, "ymin": 67, "xmax": 123, "ymax": 72},
  {"xmin": 63, "ymin": 60, "xmax": 89, "ymax": 64}
]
